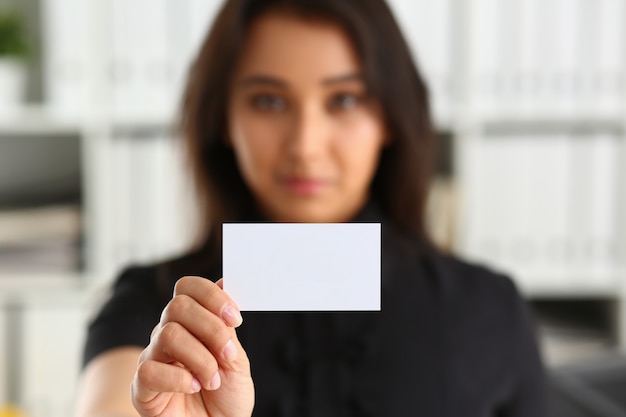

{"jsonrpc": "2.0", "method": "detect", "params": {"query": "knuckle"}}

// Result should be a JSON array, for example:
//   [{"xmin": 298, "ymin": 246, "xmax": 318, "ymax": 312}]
[
  {"xmin": 150, "ymin": 323, "xmax": 160, "ymax": 340},
  {"xmin": 198, "ymin": 352, "xmax": 218, "ymax": 376},
  {"xmin": 212, "ymin": 324, "xmax": 232, "ymax": 346},
  {"xmin": 171, "ymin": 368, "xmax": 189, "ymax": 390},
  {"xmin": 202, "ymin": 319, "xmax": 233, "ymax": 353},
  {"xmin": 178, "ymin": 276, "xmax": 219, "ymax": 301},
  {"xmin": 136, "ymin": 360, "xmax": 157, "ymax": 385},
  {"xmin": 173, "ymin": 276, "xmax": 192, "ymax": 295},
  {"xmin": 159, "ymin": 321, "xmax": 183, "ymax": 344},
  {"xmin": 137, "ymin": 347, "xmax": 149, "ymax": 364},
  {"xmin": 165, "ymin": 294, "xmax": 192, "ymax": 319}
]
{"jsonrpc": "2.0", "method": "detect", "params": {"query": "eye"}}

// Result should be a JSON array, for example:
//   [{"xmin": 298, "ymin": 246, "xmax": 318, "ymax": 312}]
[
  {"xmin": 250, "ymin": 94, "xmax": 287, "ymax": 112},
  {"xmin": 328, "ymin": 93, "xmax": 362, "ymax": 111}
]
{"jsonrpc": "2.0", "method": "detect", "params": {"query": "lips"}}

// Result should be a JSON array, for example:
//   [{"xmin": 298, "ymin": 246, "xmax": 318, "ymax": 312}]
[{"xmin": 281, "ymin": 176, "xmax": 329, "ymax": 196}]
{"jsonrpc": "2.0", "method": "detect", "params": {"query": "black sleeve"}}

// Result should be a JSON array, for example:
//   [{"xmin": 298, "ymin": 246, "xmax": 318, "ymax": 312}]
[
  {"xmin": 82, "ymin": 265, "xmax": 166, "ymax": 367},
  {"xmin": 499, "ymin": 278, "xmax": 548, "ymax": 417}
]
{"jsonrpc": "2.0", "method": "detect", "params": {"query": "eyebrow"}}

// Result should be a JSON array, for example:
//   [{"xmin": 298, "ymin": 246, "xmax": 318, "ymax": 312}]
[
  {"xmin": 322, "ymin": 73, "xmax": 364, "ymax": 85},
  {"xmin": 238, "ymin": 73, "xmax": 365, "ymax": 88}
]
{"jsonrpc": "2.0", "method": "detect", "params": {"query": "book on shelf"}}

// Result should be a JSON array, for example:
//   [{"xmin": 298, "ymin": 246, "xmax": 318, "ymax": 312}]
[
  {"xmin": 0, "ymin": 205, "xmax": 82, "ymax": 274},
  {"xmin": 534, "ymin": 300, "xmax": 615, "ymax": 367},
  {"xmin": 539, "ymin": 321, "xmax": 614, "ymax": 367},
  {"xmin": 461, "ymin": 131, "xmax": 621, "ymax": 293},
  {"xmin": 109, "ymin": 0, "xmax": 173, "ymax": 120},
  {"xmin": 40, "ymin": 0, "xmax": 89, "ymax": 119},
  {"xmin": 110, "ymin": 130, "xmax": 194, "ymax": 269},
  {"xmin": 38, "ymin": 0, "xmax": 624, "ymax": 120},
  {"xmin": 468, "ymin": 0, "xmax": 625, "ymax": 115},
  {"xmin": 40, "ymin": 0, "xmax": 224, "ymax": 121}
]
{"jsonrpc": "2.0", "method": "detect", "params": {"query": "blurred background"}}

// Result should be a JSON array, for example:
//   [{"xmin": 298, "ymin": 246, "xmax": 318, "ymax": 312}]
[{"xmin": 0, "ymin": 0, "xmax": 624, "ymax": 416}]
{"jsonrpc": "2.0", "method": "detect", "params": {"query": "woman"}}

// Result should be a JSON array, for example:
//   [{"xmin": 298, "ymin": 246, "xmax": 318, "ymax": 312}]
[{"xmin": 75, "ymin": 0, "xmax": 547, "ymax": 416}]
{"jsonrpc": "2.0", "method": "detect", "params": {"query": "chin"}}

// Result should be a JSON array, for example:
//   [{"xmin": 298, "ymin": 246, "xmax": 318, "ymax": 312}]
[{"xmin": 270, "ymin": 201, "xmax": 344, "ymax": 223}]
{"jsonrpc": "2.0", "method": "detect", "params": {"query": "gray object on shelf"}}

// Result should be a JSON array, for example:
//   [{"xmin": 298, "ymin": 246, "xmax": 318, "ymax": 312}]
[{"xmin": 549, "ymin": 355, "xmax": 626, "ymax": 417}]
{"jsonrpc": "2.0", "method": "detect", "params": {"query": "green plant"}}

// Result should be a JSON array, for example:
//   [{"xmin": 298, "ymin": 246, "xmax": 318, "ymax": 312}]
[{"xmin": 0, "ymin": 9, "xmax": 29, "ymax": 58}]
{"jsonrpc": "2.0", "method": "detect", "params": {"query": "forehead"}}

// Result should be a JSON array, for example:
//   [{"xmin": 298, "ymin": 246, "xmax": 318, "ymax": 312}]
[{"xmin": 235, "ymin": 11, "xmax": 362, "ymax": 81}]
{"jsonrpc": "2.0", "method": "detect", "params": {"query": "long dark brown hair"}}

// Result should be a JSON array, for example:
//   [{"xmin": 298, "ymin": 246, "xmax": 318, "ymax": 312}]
[{"xmin": 179, "ymin": 0, "xmax": 437, "ymax": 264}]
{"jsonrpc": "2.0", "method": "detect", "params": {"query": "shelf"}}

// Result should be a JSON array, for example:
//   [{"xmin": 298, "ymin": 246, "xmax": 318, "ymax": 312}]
[
  {"xmin": 522, "ymin": 286, "xmax": 622, "ymax": 300},
  {"xmin": 0, "ymin": 105, "xmax": 83, "ymax": 136},
  {"xmin": 476, "ymin": 108, "xmax": 625, "ymax": 121},
  {"xmin": 0, "ymin": 271, "xmax": 86, "ymax": 287},
  {"xmin": 516, "ymin": 274, "xmax": 624, "ymax": 299},
  {"xmin": 472, "ymin": 109, "xmax": 626, "ymax": 133},
  {"xmin": 533, "ymin": 298, "xmax": 617, "ymax": 367},
  {"xmin": 0, "ymin": 271, "xmax": 93, "ymax": 308},
  {"xmin": 0, "ymin": 104, "xmax": 176, "ymax": 137}
]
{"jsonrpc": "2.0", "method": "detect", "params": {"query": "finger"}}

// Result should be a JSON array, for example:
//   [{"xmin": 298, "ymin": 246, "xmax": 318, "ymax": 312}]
[
  {"xmin": 133, "ymin": 359, "xmax": 201, "ymax": 400},
  {"xmin": 149, "ymin": 321, "xmax": 222, "ymax": 391},
  {"xmin": 216, "ymin": 278, "xmax": 242, "ymax": 323},
  {"xmin": 174, "ymin": 276, "xmax": 243, "ymax": 327},
  {"xmin": 160, "ymin": 295, "xmax": 239, "ymax": 364}
]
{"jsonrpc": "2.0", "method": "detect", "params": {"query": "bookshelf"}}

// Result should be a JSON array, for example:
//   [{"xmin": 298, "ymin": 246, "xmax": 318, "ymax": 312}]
[
  {"xmin": 0, "ymin": 0, "xmax": 625, "ymax": 415},
  {"xmin": 392, "ymin": 0, "xmax": 625, "ymax": 369}
]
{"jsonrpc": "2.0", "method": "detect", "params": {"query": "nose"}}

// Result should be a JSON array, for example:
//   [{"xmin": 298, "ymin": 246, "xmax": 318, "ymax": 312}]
[{"xmin": 286, "ymin": 103, "xmax": 327, "ymax": 162}]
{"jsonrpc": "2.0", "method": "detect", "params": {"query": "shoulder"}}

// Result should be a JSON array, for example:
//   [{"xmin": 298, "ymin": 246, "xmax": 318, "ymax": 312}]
[
  {"xmin": 383, "ymin": 218, "xmax": 519, "ymax": 303},
  {"xmin": 82, "ymin": 264, "xmax": 164, "ymax": 367},
  {"xmin": 427, "ymin": 251, "xmax": 535, "ymax": 342},
  {"xmin": 86, "ymin": 263, "xmax": 168, "ymax": 341},
  {"xmin": 82, "ymin": 250, "xmax": 217, "ymax": 367},
  {"xmin": 110, "ymin": 264, "xmax": 160, "ymax": 294},
  {"xmin": 428, "ymin": 253, "xmax": 548, "ymax": 411},
  {"xmin": 428, "ymin": 252, "xmax": 543, "ymax": 374},
  {"xmin": 429, "ymin": 250, "xmax": 522, "ymax": 305},
  {"xmin": 384, "ymin": 225, "xmax": 523, "ymax": 311},
  {"xmin": 97, "ymin": 262, "xmax": 172, "ymax": 316},
  {"xmin": 92, "ymin": 264, "xmax": 162, "ymax": 318},
  {"xmin": 423, "ymin": 250, "xmax": 534, "ymax": 341},
  {"xmin": 109, "ymin": 248, "xmax": 221, "ymax": 305}
]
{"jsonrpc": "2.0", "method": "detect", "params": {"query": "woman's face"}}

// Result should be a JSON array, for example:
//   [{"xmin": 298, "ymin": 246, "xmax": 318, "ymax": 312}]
[{"xmin": 228, "ymin": 11, "xmax": 388, "ymax": 223}]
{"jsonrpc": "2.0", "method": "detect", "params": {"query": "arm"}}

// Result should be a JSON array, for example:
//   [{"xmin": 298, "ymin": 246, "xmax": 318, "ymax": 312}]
[{"xmin": 74, "ymin": 347, "xmax": 143, "ymax": 417}]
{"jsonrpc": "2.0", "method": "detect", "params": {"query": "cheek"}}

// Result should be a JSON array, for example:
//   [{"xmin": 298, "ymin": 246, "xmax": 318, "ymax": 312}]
[
  {"xmin": 335, "ymin": 116, "xmax": 386, "ymax": 183},
  {"xmin": 230, "ymin": 115, "xmax": 282, "ymax": 184}
]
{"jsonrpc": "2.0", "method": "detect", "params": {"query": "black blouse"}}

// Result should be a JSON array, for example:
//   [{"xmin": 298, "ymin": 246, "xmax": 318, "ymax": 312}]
[{"xmin": 83, "ymin": 205, "xmax": 547, "ymax": 417}]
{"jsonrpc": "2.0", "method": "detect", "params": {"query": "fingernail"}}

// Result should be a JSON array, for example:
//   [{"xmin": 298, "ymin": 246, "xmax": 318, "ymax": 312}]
[
  {"xmin": 192, "ymin": 377, "xmax": 202, "ymax": 393},
  {"xmin": 209, "ymin": 371, "xmax": 221, "ymax": 390},
  {"xmin": 222, "ymin": 304, "xmax": 243, "ymax": 327},
  {"xmin": 223, "ymin": 339, "xmax": 238, "ymax": 361}
]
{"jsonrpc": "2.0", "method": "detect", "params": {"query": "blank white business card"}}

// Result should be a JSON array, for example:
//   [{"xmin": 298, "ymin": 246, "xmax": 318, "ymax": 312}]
[{"xmin": 223, "ymin": 223, "xmax": 381, "ymax": 311}]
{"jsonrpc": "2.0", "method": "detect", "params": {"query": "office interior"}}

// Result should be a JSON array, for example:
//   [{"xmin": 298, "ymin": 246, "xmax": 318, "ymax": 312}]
[{"xmin": 0, "ymin": 0, "xmax": 625, "ymax": 416}]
